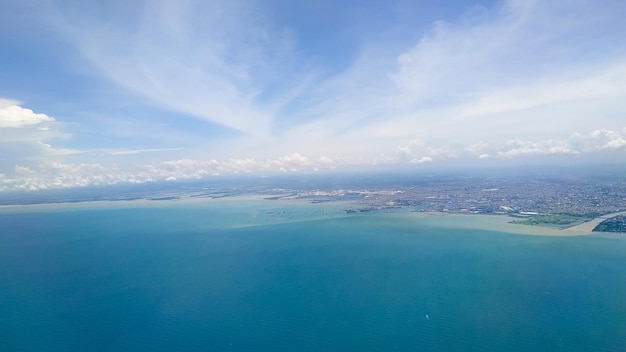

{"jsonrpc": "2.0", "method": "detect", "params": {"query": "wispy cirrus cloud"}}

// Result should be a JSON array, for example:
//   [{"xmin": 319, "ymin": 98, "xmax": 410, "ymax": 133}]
[
  {"xmin": 2, "ymin": 0, "xmax": 626, "ymax": 190},
  {"xmin": 52, "ymin": 0, "xmax": 295, "ymax": 137},
  {"xmin": 263, "ymin": 0, "xmax": 626, "ymax": 159},
  {"xmin": 45, "ymin": 0, "xmax": 626, "ymax": 147},
  {"xmin": 106, "ymin": 148, "xmax": 185, "ymax": 156}
]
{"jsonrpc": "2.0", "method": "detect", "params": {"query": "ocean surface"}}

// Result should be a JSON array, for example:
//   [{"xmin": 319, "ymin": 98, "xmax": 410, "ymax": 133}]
[{"xmin": 1, "ymin": 198, "xmax": 626, "ymax": 351}]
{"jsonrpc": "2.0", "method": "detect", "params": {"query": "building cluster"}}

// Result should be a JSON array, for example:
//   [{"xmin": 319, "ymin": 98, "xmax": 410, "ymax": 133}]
[{"xmin": 272, "ymin": 174, "xmax": 626, "ymax": 217}]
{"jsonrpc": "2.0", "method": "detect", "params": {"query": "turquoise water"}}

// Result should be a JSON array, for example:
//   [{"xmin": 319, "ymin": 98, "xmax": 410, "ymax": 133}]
[{"xmin": 1, "ymin": 200, "xmax": 626, "ymax": 351}]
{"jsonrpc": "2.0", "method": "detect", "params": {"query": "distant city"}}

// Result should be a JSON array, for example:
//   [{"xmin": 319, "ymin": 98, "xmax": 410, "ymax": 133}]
[
  {"xmin": 263, "ymin": 170, "xmax": 626, "ymax": 231},
  {"xmin": 276, "ymin": 174, "xmax": 624, "ymax": 216}
]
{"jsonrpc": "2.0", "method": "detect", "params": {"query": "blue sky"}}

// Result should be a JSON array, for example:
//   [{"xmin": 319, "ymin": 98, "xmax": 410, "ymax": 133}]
[{"xmin": 1, "ymin": 0, "xmax": 626, "ymax": 190}]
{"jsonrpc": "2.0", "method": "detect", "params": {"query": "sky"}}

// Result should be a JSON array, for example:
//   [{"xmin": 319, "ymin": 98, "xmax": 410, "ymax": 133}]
[{"xmin": 1, "ymin": 0, "xmax": 626, "ymax": 191}]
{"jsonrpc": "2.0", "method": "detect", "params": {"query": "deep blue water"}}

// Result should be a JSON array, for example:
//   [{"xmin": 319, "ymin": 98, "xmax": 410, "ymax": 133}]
[{"xmin": 1, "ymin": 201, "xmax": 626, "ymax": 351}]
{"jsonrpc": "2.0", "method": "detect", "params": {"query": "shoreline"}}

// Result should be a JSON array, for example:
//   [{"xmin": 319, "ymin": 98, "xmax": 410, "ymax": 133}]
[
  {"xmin": 564, "ymin": 211, "xmax": 626, "ymax": 232},
  {"xmin": 404, "ymin": 211, "xmax": 594, "ymax": 237},
  {"xmin": 0, "ymin": 194, "xmax": 276, "ymax": 212},
  {"xmin": 1, "ymin": 196, "xmax": 623, "ymax": 237}
]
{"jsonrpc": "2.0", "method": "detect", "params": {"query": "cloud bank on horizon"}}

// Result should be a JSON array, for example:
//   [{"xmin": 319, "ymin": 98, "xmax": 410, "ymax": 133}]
[{"xmin": 1, "ymin": 0, "xmax": 626, "ymax": 190}]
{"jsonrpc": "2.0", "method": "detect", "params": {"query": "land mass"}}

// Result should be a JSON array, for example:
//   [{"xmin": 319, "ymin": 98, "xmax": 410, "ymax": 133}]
[
  {"xmin": 1, "ymin": 169, "xmax": 625, "ymax": 233},
  {"xmin": 593, "ymin": 215, "xmax": 626, "ymax": 233}
]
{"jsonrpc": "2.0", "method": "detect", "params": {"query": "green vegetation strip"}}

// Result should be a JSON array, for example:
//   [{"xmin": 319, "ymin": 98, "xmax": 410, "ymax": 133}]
[{"xmin": 593, "ymin": 215, "xmax": 626, "ymax": 233}]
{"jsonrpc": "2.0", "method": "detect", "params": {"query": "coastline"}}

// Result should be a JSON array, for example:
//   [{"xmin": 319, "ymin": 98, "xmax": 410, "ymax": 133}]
[
  {"xmin": 0, "ymin": 194, "xmax": 275, "ymax": 212},
  {"xmin": 564, "ymin": 211, "xmax": 626, "ymax": 232},
  {"xmin": 405, "ymin": 211, "xmax": 595, "ymax": 237},
  {"xmin": 1, "ymin": 196, "xmax": 623, "ymax": 237}
]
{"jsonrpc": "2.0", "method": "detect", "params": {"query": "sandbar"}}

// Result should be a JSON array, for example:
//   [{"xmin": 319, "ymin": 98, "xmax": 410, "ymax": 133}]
[{"xmin": 407, "ymin": 212, "xmax": 594, "ymax": 236}]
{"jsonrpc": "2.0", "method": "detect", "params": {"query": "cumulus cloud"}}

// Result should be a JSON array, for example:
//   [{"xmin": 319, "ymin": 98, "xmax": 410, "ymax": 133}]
[
  {"xmin": 571, "ymin": 130, "xmax": 626, "ymax": 152},
  {"xmin": 496, "ymin": 139, "xmax": 574, "ymax": 158},
  {"xmin": 395, "ymin": 129, "xmax": 626, "ymax": 162},
  {"xmin": 1, "ymin": 128, "xmax": 625, "ymax": 191},
  {"xmin": 395, "ymin": 139, "xmax": 457, "ymax": 164},
  {"xmin": 411, "ymin": 156, "xmax": 433, "ymax": 164},
  {"xmin": 479, "ymin": 129, "xmax": 626, "ymax": 158},
  {"xmin": 0, "ymin": 101, "xmax": 72, "ymax": 173},
  {"xmin": 466, "ymin": 142, "xmax": 490, "ymax": 156},
  {"xmin": 0, "ymin": 99, "xmax": 55, "ymax": 128},
  {"xmin": 0, "ymin": 153, "xmax": 340, "ymax": 191}
]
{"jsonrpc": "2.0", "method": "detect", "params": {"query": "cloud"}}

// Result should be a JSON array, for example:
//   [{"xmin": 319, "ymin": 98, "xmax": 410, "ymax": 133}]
[
  {"xmin": 0, "ymin": 100, "xmax": 73, "ymax": 172},
  {"xmin": 52, "ymin": 0, "xmax": 295, "ymax": 137},
  {"xmin": 475, "ymin": 129, "xmax": 626, "ymax": 158},
  {"xmin": 445, "ymin": 62, "xmax": 626, "ymax": 137},
  {"xmin": 395, "ymin": 139, "xmax": 457, "ymax": 164},
  {"xmin": 411, "ymin": 156, "xmax": 433, "ymax": 164},
  {"xmin": 496, "ymin": 139, "xmax": 574, "ymax": 158},
  {"xmin": 1, "ymin": 128, "xmax": 625, "ymax": 192},
  {"xmin": 466, "ymin": 142, "xmax": 490, "ymax": 156},
  {"xmin": 394, "ymin": 129, "xmax": 626, "ymax": 162},
  {"xmin": 571, "ymin": 129, "xmax": 626, "ymax": 152},
  {"xmin": 36, "ymin": 141, "xmax": 81, "ymax": 156},
  {"xmin": 267, "ymin": 0, "xmax": 626, "ymax": 160},
  {"xmin": 3, "ymin": 0, "xmax": 626, "ymax": 179},
  {"xmin": 388, "ymin": 0, "xmax": 625, "ymax": 107},
  {"xmin": 0, "ymin": 99, "xmax": 55, "ymax": 128},
  {"xmin": 107, "ymin": 148, "xmax": 185, "ymax": 155},
  {"xmin": 0, "ymin": 153, "xmax": 340, "ymax": 191}
]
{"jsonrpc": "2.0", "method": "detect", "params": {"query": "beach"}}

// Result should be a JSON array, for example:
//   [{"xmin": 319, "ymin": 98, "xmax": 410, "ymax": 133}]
[{"xmin": 406, "ymin": 212, "xmax": 596, "ymax": 236}]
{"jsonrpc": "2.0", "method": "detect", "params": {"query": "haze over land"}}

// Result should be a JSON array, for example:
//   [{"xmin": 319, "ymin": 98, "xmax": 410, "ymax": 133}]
[{"xmin": 1, "ymin": 0, "xmax": 626, "ymax": 191}]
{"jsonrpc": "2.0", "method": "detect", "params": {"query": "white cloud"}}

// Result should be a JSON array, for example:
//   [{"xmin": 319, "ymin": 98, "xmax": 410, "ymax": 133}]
[
  {"xmin": 396, "ymin": 139, "xmax": 456, "ymax": 164},
  {"xmin": 0, "ymin": 99, "xmax": 55, "ymax": 128},
  {"xmin": 466, "ymin": 142, "xmax": 490, "ymax": 156},
  {"xmin": 35, "ymin": 141, "xmax": 81, "ymax": 156},
  {"xmin": 571, "ymin": 129, "xmax": 626, "ymax": 152},
  {"xmin": 411, "ymin": 156, "xmax": 433, "ymax": 164},
  {"xmin": 388, "ymin": 0, "xmax": 624, "ymax": 107},
  {"xmin": 0, "ymin": 153, "xmax": 340, "ymax": 191},
  {"xmin": 107, "ymin": 148, "xmax": 185, "ymax": 156},
  {"xmin": 267, "ymin": 0, "xmax": 626, "ymax": 160},
  {"xmin": 0, "ymin": 101, "xmax": 72, "ymax": 173},
  {"xmin": 1, "ymin": 128, "xmax": 625, "ymax": 191},
  {"xmin": 3, "ymin": 0, "xmax": 626, "ymax": 178},
  {"xmin": 492, "ymin": 129, "xmax": 626, "ymax": 158},
  {"xmin": 53, "ymin": 0, "xmax": 294, "ymax": 137},
  {"xmin": 397, "ymin": 129, "xmax": 626, "ymax": 162},
  {"xmin": 446, "ymin": 62, "xmax": 626, "ymax": 134}
]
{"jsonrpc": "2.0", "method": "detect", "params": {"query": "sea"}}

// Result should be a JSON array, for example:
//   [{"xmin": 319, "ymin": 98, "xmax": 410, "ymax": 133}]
[{"xmin": 1, "ymin": 198, "xmax": 625, "ymax": 351}]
